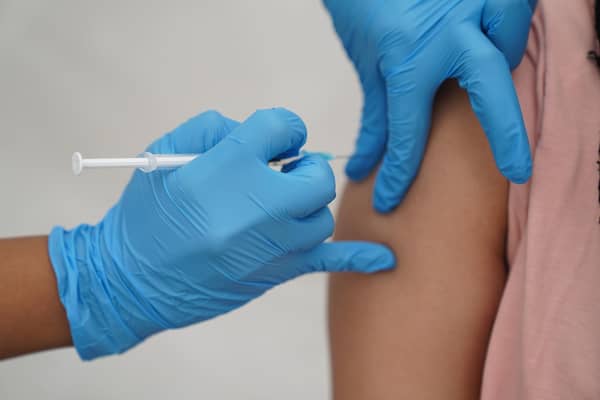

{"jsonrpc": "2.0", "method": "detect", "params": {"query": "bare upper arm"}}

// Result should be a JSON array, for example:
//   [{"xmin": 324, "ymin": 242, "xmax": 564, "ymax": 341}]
[{"xmin": 329, "ymin": 80, "xmax": 508, "ymax": 399}]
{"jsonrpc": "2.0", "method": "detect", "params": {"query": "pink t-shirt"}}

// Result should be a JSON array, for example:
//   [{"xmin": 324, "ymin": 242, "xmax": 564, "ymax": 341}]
[{"xmin": 482, "ymin": 0, "xmax": 600, "ymax": 398}]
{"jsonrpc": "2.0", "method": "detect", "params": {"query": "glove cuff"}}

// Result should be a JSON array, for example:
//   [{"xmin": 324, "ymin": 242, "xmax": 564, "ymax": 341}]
[{"xmin": 49, "ymin": 224, "xmax": 145, "ymax": 360}]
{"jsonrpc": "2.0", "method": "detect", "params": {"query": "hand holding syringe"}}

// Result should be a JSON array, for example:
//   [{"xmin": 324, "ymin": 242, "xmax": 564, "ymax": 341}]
[
  {"xmin": 71, "ymin": 150, "xmax": 349, "ymax": 175},
  {"xmin": 50, "ymin": 109, "xmax": 396, "ymax": 361}
]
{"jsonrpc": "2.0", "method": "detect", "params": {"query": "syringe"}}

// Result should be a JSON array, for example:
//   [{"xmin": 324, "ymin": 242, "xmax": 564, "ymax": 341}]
[{"xmin": 71, "ymin": 151, "xmax": 349, "ymax": 175}]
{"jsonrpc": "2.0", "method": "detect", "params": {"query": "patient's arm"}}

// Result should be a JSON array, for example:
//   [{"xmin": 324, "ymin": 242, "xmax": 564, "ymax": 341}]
[{"xmin": 329, "ymin": 81, "xmax": 508, "ymax": 399}]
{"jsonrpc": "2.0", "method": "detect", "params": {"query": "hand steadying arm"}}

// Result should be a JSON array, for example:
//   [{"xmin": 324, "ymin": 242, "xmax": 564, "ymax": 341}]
[{"xmin": 324, "ymin": 0, "xmax": 536, "ymax": 212}]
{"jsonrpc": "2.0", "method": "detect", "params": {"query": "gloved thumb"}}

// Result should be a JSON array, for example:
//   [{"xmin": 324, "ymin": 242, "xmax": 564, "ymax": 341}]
[
  {"xmin": 147, "ymin": 110, "xmax": 240, "ymax": 154},
  {"xmin": 294, "ymin": 241, "xmax": 396, "ymax": 275},
  {"xmin": 482, "ymin": 0, "xmax": 536, "ymax": 69}
]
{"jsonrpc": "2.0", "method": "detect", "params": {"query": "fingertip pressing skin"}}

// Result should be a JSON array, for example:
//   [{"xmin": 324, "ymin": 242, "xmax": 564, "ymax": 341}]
[
  {"xmin": 454, "ymin": 31, "xmax": 532, "ymax": 185},
  {"xmin": 372, "ymin": 90, "xmax": 434, "ymax": 213},
  {"xmin": 305, "ymin": 242, "xmax": 396, "ymax": 274},
  {"xmin": 345, "ymin": 242, "xmax": 396, "ymax": 273}
]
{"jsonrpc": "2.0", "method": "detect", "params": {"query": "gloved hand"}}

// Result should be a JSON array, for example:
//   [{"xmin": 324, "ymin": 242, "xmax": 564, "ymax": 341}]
[
  {"xmin": 324, "ymin": 0, "xmax": 536, "ymax": 212},
  {"xmin": 49, "ymin": 108, "xmax": 395, "ymax": 360}
]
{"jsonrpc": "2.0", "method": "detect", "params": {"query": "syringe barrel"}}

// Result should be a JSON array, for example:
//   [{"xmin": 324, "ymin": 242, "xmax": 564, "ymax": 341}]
[
  {"xmin": 153, "ymin": 154, "xmax": 198, "ymax": 169},
  {"xmin": 83, "ymin": 158, "xmax": 148, "ymax": 169},
  {"xmin": 72, "ymin": 152, "xmax": 150, "ymax": 175},
  {"xmin": 72, "ymin": 151, "xmax": 345, "ymax": 175}
]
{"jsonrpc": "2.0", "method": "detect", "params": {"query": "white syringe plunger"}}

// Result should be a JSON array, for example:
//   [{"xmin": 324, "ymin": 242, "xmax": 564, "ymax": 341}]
[
  {"xmin": 72, "ymin": 151, "xmax": 347, "ymax": 175},
  {"xmin": 72, "ymin": 152, "xmax": 200, "ymax": 175}
]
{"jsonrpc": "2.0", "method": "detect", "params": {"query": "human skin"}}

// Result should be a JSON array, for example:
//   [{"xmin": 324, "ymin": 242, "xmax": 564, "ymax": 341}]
[
  {"xmin": 0, "ymin": 82, "xmax": 508, "ymax": 371},
  {"xmin": 329, "ymin": 81, "xmax": 509, "ymax": 399},
  {"xmin": 0, "ymin": 236, "xmax": 72, "ymax": 359}
]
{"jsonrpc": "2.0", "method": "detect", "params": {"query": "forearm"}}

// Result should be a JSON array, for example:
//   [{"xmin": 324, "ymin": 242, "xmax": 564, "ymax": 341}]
[{"xmin": 0, "ymin": 236, "xmax": 71, "ymax": 359}]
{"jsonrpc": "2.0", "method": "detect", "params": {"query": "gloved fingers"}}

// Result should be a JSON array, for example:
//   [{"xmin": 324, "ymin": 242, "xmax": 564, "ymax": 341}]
[
  {"xmin": 282, "ymin": 207, "xmax": 335, "ymax": 252},
  {"xmin": 281, "ymin": 154, "xmax": 337, "ymax": 218},
  {"xmin": 482, "ymin": 0, "xmax": 535, "ymax": 69},
  {"xmin": 345, "ymin": 74, "xmax": 388, "ymax": 181},
  {"xmin": 453, "ymin": 30, "xmax": 532, "ymax": 184},
  {"xmin": 295, "ymin": 241, "xmax": 395, "ymax": 275},
  {"xmin": 147, "ymin": 110, "xmax": 240, "ymax": 154},
  {"xmin": 225, "ymin": 108, "xmax": 307, "ymax": 163},
  {"xmin": 373, "ymin": 56, "xmax": 437, "ymax": 212}
]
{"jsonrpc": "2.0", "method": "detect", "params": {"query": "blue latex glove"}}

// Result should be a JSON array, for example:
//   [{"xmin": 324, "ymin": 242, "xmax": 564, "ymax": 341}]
[
  {"xmin": 49, "ymin": 108, "xmax": 395, "ymax": 360},
  {"xmin": 324, "ymin": 0, "xmax": 536, "ymax": 212}
]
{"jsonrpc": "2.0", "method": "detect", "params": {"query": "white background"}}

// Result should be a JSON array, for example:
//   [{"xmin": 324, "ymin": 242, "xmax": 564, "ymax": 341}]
[{"xmin": 0, "ymin": 1, "xmax": 363, "ymax": 398}]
